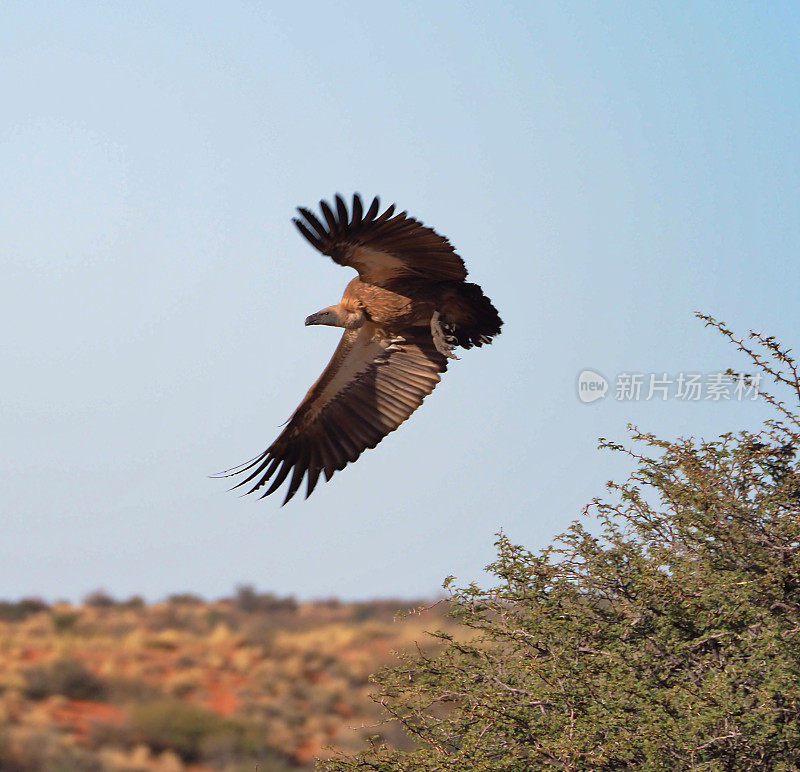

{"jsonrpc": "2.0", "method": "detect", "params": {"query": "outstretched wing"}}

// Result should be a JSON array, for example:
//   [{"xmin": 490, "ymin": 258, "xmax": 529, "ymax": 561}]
[
  {"xmin": 293, "ymin": 194, "xmax": 468, "ymax": 287},
  {"xmin": 221, "ymin": 323, "xmax": 448, "ymax": 504}
]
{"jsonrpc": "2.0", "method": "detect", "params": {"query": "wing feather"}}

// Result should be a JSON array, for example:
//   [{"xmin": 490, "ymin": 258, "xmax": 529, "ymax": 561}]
[
  {"xmin": 221, "ymin": 323, "xmax": 447, "ymax": 503},
  {"xmin": 264, "ymin": 457, "xmax": 293, "ymax": 497},
  {"xmin": 292, "ymin": 194, "xmax": 467, "ymax": 287},
  {"xmin": 364, "ymin": 196, "xmax": 380, "ymax": 222},
  {"xmin": 350, "ymin": 194, "xmax": 363, "ymax": 226},
  {"xmin": 319, "ymin": 416, "xmax": 348, "ymax": 467},
  {"xmin": 231, "ymin": 455, "xmax": 278, "ymax": 492},
  {"xmin": 296, "ymin": 207, "xmax": 328, "ymax": 239},
  {"xmin": 283, "ymin": 451, "xmax": 309, "ymax": 505},
  {"xmin": 305, "ymin": 462, "xmax": 322, "ymax": 499},
  {"xmin": 317, "ymin": 436, "xmax": 337, "ymax": 481},
  {"xmin": 292, "ymin": 220, "xmax": 324, "ymax": 251},
  {"xmin": 319, "ymin": 199, "xmax": 338, "ymax": 233},
  {"xmin": 335, "ymin": 194, "xmax": 349, "ymax": 226}
]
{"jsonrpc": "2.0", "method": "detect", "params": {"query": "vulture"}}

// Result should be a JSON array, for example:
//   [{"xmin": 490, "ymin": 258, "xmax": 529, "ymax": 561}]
[{"xmin": 219, "ymin": 194, "xmax": 503, "ymax": 504}]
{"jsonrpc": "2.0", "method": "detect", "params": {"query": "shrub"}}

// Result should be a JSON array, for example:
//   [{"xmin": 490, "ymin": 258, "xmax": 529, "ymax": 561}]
[
  {"xmin": 233, "ymin": 584, "xmax": 298, "ymax": 614},
  {"xmin": 0, "ymin": 726, "xmax": 102, "ymax": 771},
  {"xmin": 167, "ymin": 592, "xmax": 204, "ymax": 605},
  {"xmin": 0, "ymin": 597, "xmax": 49, "ymax": 622},
  {"xmin": 131, "ymin": 699, "xmax": 276, "ymax": 763},
  {"xmin": 24, "ymin": 657, "xmax": 107, "ymax": 701},
  {"xmin": 51, "ymin": 611, "xmax": 80, "ymax": 632},
  {"xmin": 131, "ymin": 699, "xmax": 223, "ymax": 760},
  {"xmin": 320, "ymin": 317, "xmax": 800, "ymax": 771},
  {"xmin": 83, "ymin": 589, "xmax": 117, "ymax": 608}
]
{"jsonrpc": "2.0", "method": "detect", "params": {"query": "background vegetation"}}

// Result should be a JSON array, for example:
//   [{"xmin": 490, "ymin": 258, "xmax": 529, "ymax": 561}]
[{"xmin": 0, "ymin": 588, "xmax": 457, "ymax": 771}]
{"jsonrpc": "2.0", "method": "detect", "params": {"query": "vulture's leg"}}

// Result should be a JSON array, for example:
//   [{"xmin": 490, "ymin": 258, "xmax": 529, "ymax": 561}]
[{"xmin": 430, "ymin": 310, "xmax": 459, "ymax": 360}]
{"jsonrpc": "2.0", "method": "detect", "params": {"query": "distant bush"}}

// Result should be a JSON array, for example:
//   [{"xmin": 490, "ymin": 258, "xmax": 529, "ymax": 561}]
[
  {"xmin": 349, "ymin": 599, "xmax": 425, "ymax": 623},
  {"xmin": 51, "ymin": 611, "xmax": 79, "ymax": 633},
  {"xmin": 24, "ymin": 657, "xmax": 107, "ymax": 701},
  {"xmin": 131, "ymin": 699, "xmax": 221, "ymax": 759},
  {"xmin": 0, "ymin": 725, "xmax": 102, "ymax": 771},
  {"xmin": 0, "ymin": 597, "xmax": 49, "ymax": 622},
  {"xmin": 131, "ymin": 699, "xmax": 277, "ymax": 764},
  {"xmin": 83, "ymin": 589, "xmax": 117, "ymax": 608},
  {"xmin": 167, "ymin": 592, "xmax": 204, "ymax": 605},
  {"xmin": 233, "ymin": 584, "xmax": 298, "ymax": 614},
  {"xmin": 205, "ymin": 608, "xmax": 228, "ymax": 630}
]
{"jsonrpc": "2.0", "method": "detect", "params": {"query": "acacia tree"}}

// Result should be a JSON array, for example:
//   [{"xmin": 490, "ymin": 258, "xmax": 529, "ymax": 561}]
[{"xmin": 321, "ymin": 316, "xmax": 800, "ymax": 771}]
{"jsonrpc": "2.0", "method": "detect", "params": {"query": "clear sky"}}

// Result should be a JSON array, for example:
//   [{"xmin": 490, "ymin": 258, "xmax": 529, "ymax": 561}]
[{"xmin": 2, "ymin": 2, "xmax": 799, "ymax": 602}]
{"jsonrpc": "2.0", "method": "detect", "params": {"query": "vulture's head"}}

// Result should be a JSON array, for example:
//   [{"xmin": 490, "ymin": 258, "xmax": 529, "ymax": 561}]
[
  {"xmin": 305, "ymin": 304, "xmax": 365, "ymax": 330},
  {"xmin": 304, "ymin": 307, "xmax": 337, "ymax": 327}
]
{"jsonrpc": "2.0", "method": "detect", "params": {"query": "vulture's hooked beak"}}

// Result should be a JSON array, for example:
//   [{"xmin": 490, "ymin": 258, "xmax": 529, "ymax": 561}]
[{"xmin": 305, "ymin": 313, "xmax": 320, "ymax": 326}]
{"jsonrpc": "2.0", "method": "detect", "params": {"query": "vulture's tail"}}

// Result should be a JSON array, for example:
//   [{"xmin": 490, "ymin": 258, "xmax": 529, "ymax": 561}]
[{"xmin": 443, "ymin": 282, "xmax": 503, "ymax": 350}]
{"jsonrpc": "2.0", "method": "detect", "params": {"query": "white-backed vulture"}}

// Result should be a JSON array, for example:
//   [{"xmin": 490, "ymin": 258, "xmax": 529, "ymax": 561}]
[{"xmin": 219, "ymin": 194, "xmax": 503, "ymax": 504}]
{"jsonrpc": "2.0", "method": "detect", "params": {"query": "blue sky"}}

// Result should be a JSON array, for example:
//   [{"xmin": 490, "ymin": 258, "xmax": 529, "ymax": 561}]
[{"xmin": 2, "ymin": 2, "xmax": 799, "ymax": 601}]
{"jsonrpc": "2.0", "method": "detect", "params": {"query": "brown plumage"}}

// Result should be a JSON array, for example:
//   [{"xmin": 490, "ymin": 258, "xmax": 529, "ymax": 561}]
[{"xmin": 219, "ymin": 194, "xmax": 503, "ymax": 504}]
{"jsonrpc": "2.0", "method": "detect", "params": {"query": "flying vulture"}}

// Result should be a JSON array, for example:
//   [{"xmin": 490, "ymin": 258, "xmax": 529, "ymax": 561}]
[{"xmin": 220, "ymin": 194, "xmax": 503, "ymax": 504}]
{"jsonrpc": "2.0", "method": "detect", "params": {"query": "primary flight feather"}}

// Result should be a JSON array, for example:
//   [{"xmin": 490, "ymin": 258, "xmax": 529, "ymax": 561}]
[{"xmin": 220, "ymin": 194, "xmax": 503, "ymax": 504}]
